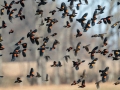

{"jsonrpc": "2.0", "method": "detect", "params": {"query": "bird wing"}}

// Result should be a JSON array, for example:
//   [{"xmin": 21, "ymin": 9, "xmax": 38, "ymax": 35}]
[{"xmin": 82, "ymin": 13, "xmax": 88, "ymax": 19}]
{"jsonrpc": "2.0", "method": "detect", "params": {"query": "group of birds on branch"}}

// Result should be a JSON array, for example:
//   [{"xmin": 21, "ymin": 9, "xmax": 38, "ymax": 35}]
[{"xmin": 0, "ymin": 0, "xmax": 120, "ymax": 89}]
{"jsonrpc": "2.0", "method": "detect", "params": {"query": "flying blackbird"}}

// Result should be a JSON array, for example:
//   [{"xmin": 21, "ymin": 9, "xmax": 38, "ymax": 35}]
[
  {"xmin": 50, "ymin": 40, "xmax": 60, "ymax": 50},
  {"xmin": 66, "ymin": 47, "xmax": 73, "ymax": 52},
  {"xmin": 49, "ymin": 10, "xmax": 56, "ymax": 15},
  {"xmin": 88, "ymin": 58, "xmax": 98, "ymax": 69},
  {"xmin": 44, "ymin": 56, "xmax": 50, "ymax": 61},
  {"xmin": 27, "ymin": 68, "xmax": 34, "ymax": 78},
  {"xmin": 76, "ymin": 29, "xmax": 82, "ymax": 38},
  {"xmin": 0, "ymin": 8, "xmax": 4, "ymax": 15},
  {"xmin": 91, "ymin": 10, "xmax": 97, "ymax": 26},
  {"xmin": 14, "ymin": 77, "xmax": 22, "ymax": 83},
  {"xmin": 78, "ymin": 80, "xmax": 86, "ymax": 88},
  {"xmin": 63, "ymin": 55, "xmax": 70, "ymax": 62},
  {"xmin": 37, "ymin": 0, "xmax": 47, "ymax": 6},
  {"xmin": 0, "ymin": 21, "xmax": 7, "ymax": 29},
  {"xmin": 9, "ymin": 29, "xmax": 14, "ymax": 34},
  {"xmin": 36, "ymin": 72, "xmax": 41, "ymax": 77},
  {"xmin": 76, "ymin": 13, "xmax": 88, "ymax": 28},
  {"xmin": 38, "ymin": 45, "xmax": 49, "ymax": 56},
  {"xmin": 83, "ymin": 44, "xmax": 90, "ymax": 52},
  {"xmin": 45, "ymin": 74, "xmax": 49, "ymax": 81},
  {"xmin": 74, "ymin": 42, "xmax": 81, "ymax": 56},
  {"xmin": 15, "ymin": 37, "xmax": 25, "ymax": 46},
  {"xmin": 63, "ymin": 21, "xmax": 71, "ymax": 28},
  {"xmin": 111, "ymin": 21, "xmax": 120, "ymax": 28},
  {"xmin": 95, "ymin": 80, "xmax": 102, "ymax": 89},
  {"xmin": 102, "ymin": 37, "xmax": 107, "ymax": 47},
  {"xmin": 15, "ymin": 0, "xmax": 26, "ymax": 7},
  {"xmin": 9, "ymin": 8, "xmax": 17, "ymax": 22},
  {"xmin": 56, "ymin": 2, "xmax": 66, "ymax": 11}
]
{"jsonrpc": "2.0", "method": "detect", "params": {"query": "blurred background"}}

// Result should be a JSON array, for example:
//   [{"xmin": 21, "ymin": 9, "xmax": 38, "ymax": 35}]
[{"xmin": 0, "ymin": 0, "xmax": 120, "ymax": 90}]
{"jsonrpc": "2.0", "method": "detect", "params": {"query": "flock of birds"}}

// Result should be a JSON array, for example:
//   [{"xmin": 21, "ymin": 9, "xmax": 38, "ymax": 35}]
[{"xmin": 0, "ymin": 0, "xmax": 120, "ymax": 89}]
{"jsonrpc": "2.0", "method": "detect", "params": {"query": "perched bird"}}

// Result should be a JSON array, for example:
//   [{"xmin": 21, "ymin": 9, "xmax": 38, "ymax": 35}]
[
  {"xmin": 27, "ymin": 68, "xmax": 34, "ymax": 78},
  {"xmin": 95, "ymin": 80, "xmax": 102, "ymax": 89},
  {"xmin": 14, "ymin": 77, "xmax": 22, "ymax": 83},
  {"xmin": 44, "ymin": 56, "xmax": 51, "ymax": 61}
]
